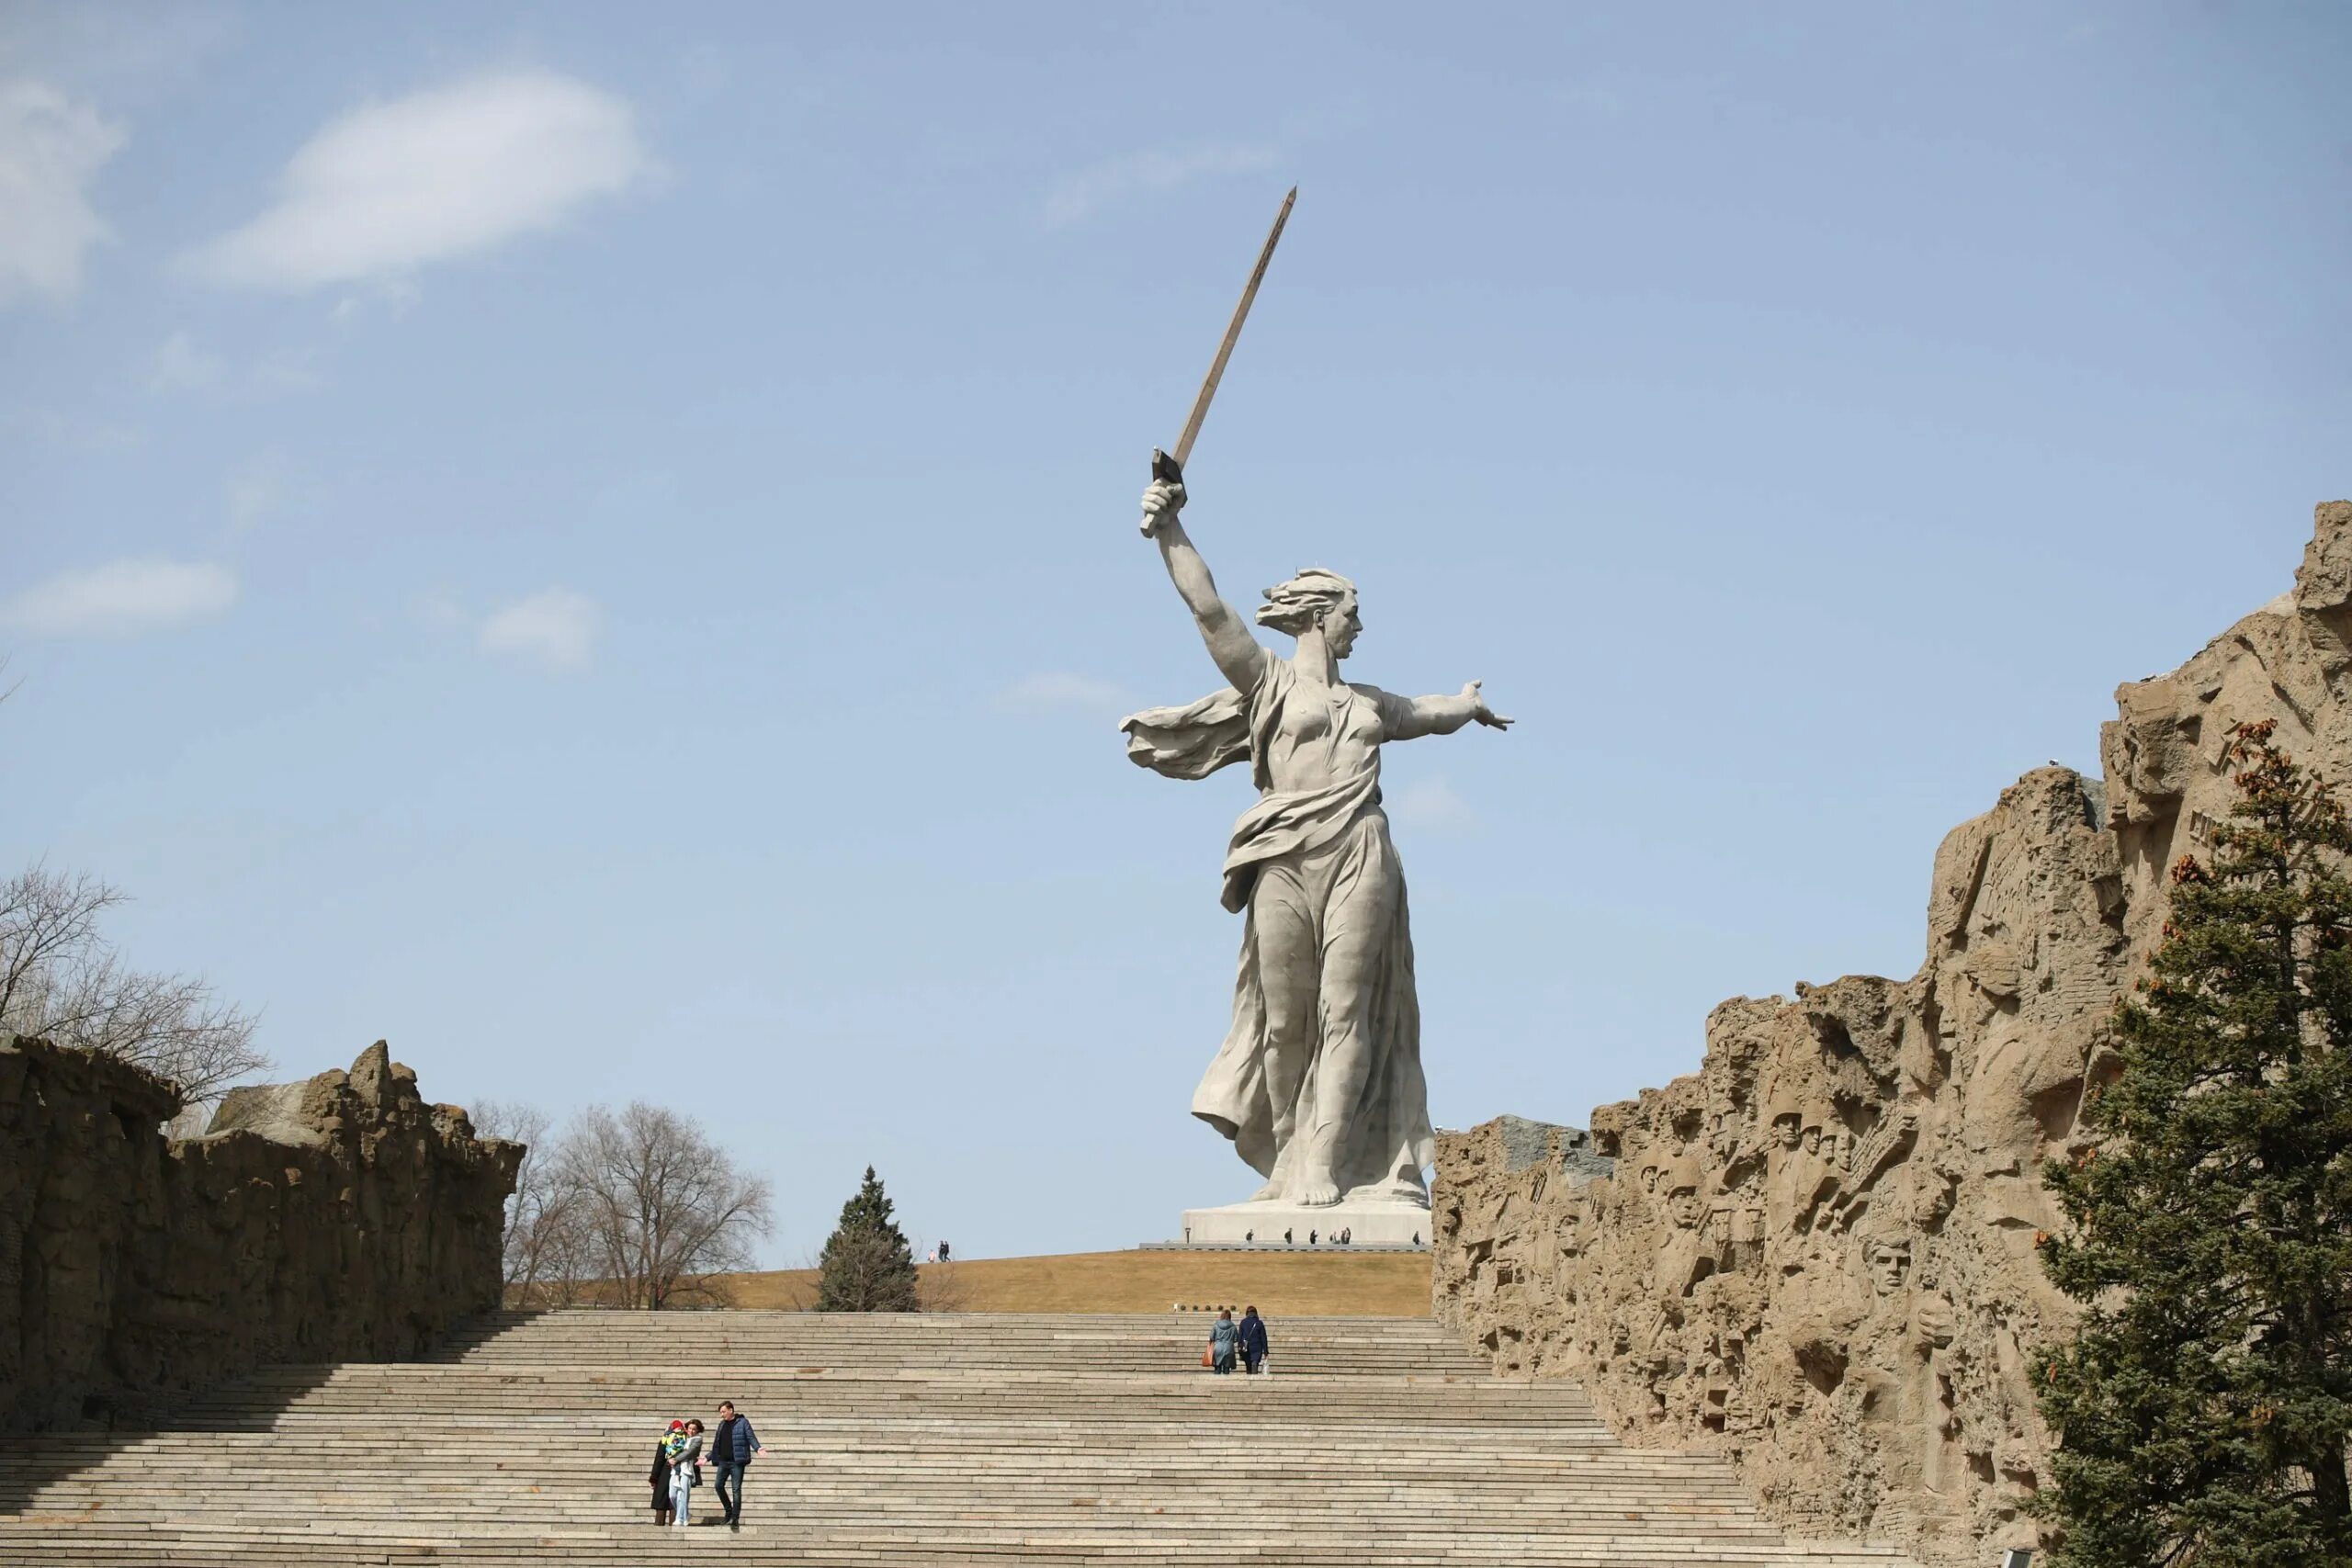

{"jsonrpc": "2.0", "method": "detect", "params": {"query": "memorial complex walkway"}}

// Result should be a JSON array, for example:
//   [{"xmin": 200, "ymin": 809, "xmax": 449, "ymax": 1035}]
[{"xmin": 0, "ymin": 1310, "xmax": 1917, "ymax": 1566}]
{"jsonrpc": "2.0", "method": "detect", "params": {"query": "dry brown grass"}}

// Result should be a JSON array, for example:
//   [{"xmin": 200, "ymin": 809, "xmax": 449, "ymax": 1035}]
[{"xmin": 700, "ymin": 1249, "xmax": 1431, "ymax": 1316}]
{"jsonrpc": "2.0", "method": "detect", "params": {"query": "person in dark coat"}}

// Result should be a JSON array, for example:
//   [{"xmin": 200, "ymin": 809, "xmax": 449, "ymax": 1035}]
[
  {"xmin": 649, "ymin": 1420, "xmax": 683, "ymax": 1525},
  {"xmin": 709, "ymin": 1399, "xmax": 765, "ymax": 1530},
  {"xmin": 1238, "ymin": 1305, "xmax": 1270, "ymax": 1374}
]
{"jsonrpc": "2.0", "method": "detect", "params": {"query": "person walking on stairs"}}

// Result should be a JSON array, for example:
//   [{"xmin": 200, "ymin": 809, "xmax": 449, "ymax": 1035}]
[
  {"xmin": 1238, "ymin": 1304, "xmax": 1269, "ymax": 1374},
  {"xmin": 667, "ymin": 1418, "xmax": 704, "ymax": 1528},
  {"xmin": 650, "ymin": 1420, "xmax": 684, "ymax": 1526},
  {"xmin": 1208, "ymin": 1308, "xmax": 1239, "ymax": 1374},
  {"xmin": 710, "ymin": 1399, "xmax": 764, "ymax": 1530}
]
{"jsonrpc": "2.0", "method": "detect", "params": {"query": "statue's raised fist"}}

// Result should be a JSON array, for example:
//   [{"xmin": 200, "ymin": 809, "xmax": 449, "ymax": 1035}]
[{"xmin": 1139, "ymin": 478, "xmax": 1187, "ymax": 537}]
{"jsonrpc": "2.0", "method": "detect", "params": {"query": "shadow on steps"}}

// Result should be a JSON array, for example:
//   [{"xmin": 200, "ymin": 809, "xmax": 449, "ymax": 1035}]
[{"xmin": 0, "ymin": 1360, "xmax": 338, "ymax": 1521}]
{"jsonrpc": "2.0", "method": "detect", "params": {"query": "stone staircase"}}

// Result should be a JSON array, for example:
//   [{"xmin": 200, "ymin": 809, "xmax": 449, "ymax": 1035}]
[{"xmin": 0, "ymin": 1310, "xmax": 1916, "ymax": 1566}]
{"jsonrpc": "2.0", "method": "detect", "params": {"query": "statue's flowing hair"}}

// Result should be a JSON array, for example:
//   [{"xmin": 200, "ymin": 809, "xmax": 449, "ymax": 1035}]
[{"xmin": 1255, "ymin": 569, "xmax": 1354, "ymax": 637}]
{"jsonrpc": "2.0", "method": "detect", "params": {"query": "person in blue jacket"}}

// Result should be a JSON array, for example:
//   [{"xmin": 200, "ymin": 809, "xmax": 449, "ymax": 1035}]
[
  {"xmin": 709, "ymin": 1399, "xmax": 765, "ymax": 1530},
  {"xmin": 1208, "ymin": 1309, "xmax": 1239, "ymax": 1373},
  {"xmin": 1238, "ymin": 1305, "xmax": 1270, "ymax": 1374}
]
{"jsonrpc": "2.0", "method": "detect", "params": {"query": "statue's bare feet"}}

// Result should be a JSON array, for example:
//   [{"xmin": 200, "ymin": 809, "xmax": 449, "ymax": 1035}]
[
  {"xmin": 1250, "ymin": 1179, "xmax": 1286, "ymax": 1202},
  {"xmin": 1295, "ymin": 1171, "xmax": 1340, "ymax": 1207}
]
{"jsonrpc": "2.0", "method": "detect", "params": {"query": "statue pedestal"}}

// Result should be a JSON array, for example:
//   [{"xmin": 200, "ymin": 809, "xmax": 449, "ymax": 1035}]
[{"xmin": 1178, "ymin": 1197, "xmax": 1430, "ymax": 1248}]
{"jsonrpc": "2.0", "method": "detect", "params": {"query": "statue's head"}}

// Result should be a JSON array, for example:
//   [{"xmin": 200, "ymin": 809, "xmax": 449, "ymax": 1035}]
[{"xmin": 1258, "ymin": 569, "xmax": 1360, "ymax": 658}]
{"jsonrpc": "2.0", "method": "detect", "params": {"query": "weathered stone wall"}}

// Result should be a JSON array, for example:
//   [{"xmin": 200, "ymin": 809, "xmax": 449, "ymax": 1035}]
[
  {"xmin": 0, "ymin": 1035, "xmax": 521, "ymax": 1429},
  {"xmin": 1433, "ymin": 500, "xmax": 2352, "ymax": 1566}
]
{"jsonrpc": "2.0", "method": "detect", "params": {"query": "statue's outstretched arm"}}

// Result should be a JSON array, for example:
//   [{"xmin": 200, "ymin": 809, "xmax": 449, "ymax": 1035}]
[
  {"xmin": 1141, "ymin": 478, "xmax": 1265, "ymax": 694},
  {"xmin": 1379, "ymin": 681, "xmax": 1513, "ymax": 742}
]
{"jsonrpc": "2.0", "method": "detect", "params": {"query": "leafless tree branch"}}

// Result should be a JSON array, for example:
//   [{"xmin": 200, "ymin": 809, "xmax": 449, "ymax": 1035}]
[
  {"xmin": 0, "ymin": 863, "xmax": 268, "ymax": 1105},
  {"xmin": 474, "ymin": 1100, "xmax": 594, "ymax": 1304},
  {"xmin": 554, "ymin": 1101, "xmax": 774, "ymax": 1310}
]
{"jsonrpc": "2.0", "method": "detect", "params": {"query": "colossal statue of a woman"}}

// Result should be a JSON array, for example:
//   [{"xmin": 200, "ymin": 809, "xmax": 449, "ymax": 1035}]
[{"xmin": 1122, "ymin": 474, "xmax": 1510, "ymax": 1213}]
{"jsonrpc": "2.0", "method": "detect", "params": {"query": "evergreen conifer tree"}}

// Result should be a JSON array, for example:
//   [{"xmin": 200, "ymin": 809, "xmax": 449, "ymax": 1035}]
[
  {"xmin": 2036, "ymin": 720, "xmax": 2352, "ymax": 1564},
  {"xmin": 815, "ymin": 1165, "xmax": 920, "ymax": 1312}
]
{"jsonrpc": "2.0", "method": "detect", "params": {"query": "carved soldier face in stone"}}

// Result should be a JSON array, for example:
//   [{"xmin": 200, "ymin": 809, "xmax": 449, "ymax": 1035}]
[
  {"xmin": 1801, "ymin": 1125, "xmax": 1822, "ymax": 1156},
  {"xmin": 1668, "ymin": 1185, "xmax": 1702, "ymax": 1230},
  {"xmin": 1771, "ymin": 1112, "xmax": 1801, "ymax": 1149},
  {"xmin": 1870, "ymin": 1240, "xmax": 1911, "ymax": 1296},
  {"xmin": 1642, "ymin": 1165, "xmax": 1662, "ymax": 1193}
]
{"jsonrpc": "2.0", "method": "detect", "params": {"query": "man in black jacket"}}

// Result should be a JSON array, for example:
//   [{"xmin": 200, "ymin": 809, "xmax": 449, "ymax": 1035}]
[{"xmin": 709, "ymin": 1400, "xmax": 765, "ymax": 1529}]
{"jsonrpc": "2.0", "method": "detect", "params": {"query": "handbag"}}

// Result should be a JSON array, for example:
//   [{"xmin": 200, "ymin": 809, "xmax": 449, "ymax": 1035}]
[{"xmin": 1201, "ymin": 1348, "xmax": 1213, "ymax": 1369}]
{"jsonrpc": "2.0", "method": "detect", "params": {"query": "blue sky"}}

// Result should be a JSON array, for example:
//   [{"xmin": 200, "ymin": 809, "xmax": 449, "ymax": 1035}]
[{"xmin": 3, "ymin": 3, "xmax": 2346, "ymax": 1263}]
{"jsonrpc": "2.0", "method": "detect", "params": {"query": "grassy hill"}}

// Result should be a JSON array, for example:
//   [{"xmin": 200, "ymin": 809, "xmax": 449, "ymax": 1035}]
[{"xmin": 707, "ymin": 1248, "xmax": 1432, "ymax": 1316}]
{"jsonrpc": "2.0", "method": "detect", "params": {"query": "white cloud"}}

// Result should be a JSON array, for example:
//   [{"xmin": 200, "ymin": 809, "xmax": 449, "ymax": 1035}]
[
  {"xmin": 995, "ymin": 671, "xmax": 1134, "ymax": 713},
  {"xmin": 0, "ymin": 558, "xmax": 236, "ymax": 637},
  {"xmin": 184, "ymin": 70, "xmax": 651, "ymax": 291},
  {"xmin": 479, "ymin": 587, "xmax": 601, "ymax": 673},
  {"xmin": 0, "ymin": 78, "xmax": 126, "ymax": 304},
  {"xmin": 1045, "ymin": 142, "xmax": 1276, "ymax": 227},
  {"xmin": 1388, "ymin": 776, "xmax": 1477, "ymax": 833},
  {"xmin": 146, "ymin": 329, "xmax": 224, "ymax": 392}
]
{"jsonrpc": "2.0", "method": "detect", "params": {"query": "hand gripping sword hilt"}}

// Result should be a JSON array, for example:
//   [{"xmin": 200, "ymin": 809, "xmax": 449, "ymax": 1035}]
[{"xmin": 1138, "ymin": 448, "xmax": 1185, "ymax": 537}]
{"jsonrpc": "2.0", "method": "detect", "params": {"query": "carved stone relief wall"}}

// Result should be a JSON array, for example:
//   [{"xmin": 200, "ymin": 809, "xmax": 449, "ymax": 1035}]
[
  {"xmin": 0, "ymin": 1036, "xmax": 521, "ymax": 1430},
  {"xmin": 1434, "ymin": 501, "xmax": 2352, "ymax": 1565}
]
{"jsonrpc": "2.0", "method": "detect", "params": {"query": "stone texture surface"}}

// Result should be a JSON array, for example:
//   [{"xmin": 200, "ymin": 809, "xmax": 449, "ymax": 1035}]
[
  {"xmin": 1432, "ymin": 500, "xmax": 2352, "ymax": 1567},
  {"xmin": 1182, "ymin": 1196, "xmax": 1433, "ymax": 1247},
  {"xmin": 0, "ymin": 1035, "xmax": 521, "ymax": 1430}
]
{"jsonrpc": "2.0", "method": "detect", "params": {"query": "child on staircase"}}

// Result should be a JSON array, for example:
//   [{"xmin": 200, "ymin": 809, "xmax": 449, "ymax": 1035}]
[{"xmin": 667, "ymin": 1419, "xmax": 705, "ymax": 1527}]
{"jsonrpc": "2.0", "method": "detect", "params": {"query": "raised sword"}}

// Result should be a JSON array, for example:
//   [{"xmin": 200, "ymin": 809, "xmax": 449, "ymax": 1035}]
[{"xmin": 1138, "ymin": 185, "xmax": 1297, "ymax": 535}]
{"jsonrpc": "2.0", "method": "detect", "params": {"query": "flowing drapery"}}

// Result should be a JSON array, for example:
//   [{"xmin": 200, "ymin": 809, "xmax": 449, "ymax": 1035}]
[{"xmin": 1122, "ymin": 657, "xmax": 1435, "ymax": 1198}]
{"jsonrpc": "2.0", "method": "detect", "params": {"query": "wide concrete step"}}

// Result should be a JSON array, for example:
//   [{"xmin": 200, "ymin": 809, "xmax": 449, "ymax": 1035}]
[
  {"xmin": 0, "ymin": 1309, "xmax": 1917, "ymax": 1567},
  {"xmin": 432, "ymin": 1311, "xmax": 1487, "ymax": 1357}
]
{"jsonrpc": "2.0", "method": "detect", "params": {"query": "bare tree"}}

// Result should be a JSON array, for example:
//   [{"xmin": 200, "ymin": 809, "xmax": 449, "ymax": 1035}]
[
  {"xmin": 0, "ymin": 864, "xmax": 266, "ymax": 1104},
  {"xmin": 472, "ymin": 1100, "xmax": 590, "ymax": 1306},
  {"xmin": 557, "ymin": 1102, "xmax": 774, "ymax": 1310},
  {"xmin": 917, "ymin": 1259, "xmax": 972, "ymax": 1313}
]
